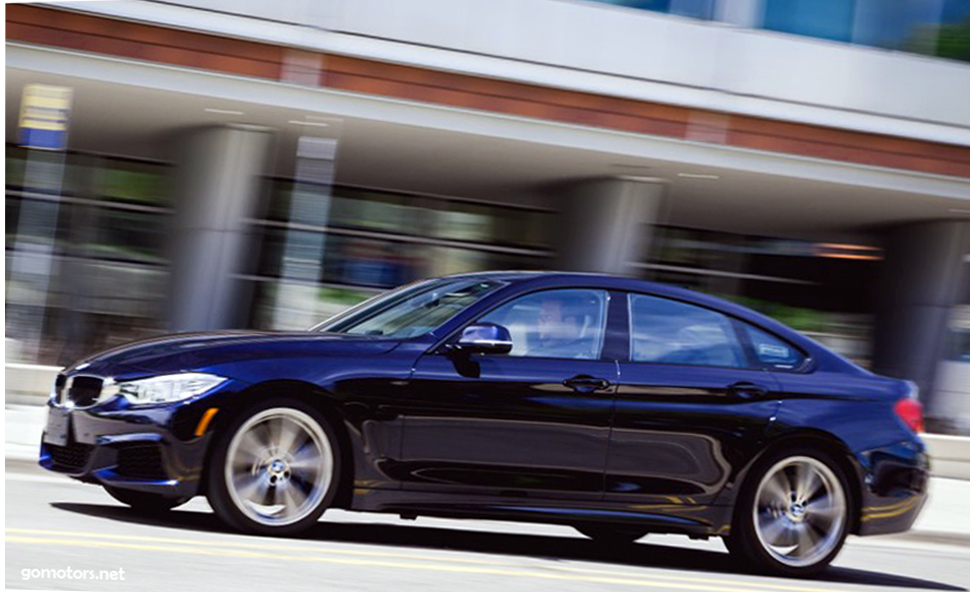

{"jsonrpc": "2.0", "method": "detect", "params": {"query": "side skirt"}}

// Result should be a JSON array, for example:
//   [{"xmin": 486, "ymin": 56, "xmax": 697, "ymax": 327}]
[{"xmin": 349, "ymin": 488, "xmax": 733, "ymax": 537}]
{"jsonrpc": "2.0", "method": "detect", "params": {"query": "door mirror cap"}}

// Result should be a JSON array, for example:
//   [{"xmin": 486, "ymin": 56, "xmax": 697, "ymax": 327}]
[{"xmin": 454, "ymin": 323, "xmax": 513, "ymax": 355}]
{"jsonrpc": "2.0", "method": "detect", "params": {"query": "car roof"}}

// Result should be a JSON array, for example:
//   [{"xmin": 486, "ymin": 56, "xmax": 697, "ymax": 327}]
[{"xmin": 444, "ymin": 270, "xmax": 726, "ymax": 305}]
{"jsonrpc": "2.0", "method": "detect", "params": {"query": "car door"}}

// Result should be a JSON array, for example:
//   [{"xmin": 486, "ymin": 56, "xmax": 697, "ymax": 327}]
[
  {"xmin": 399, "ymin": 288, "xmax": 619, "ymax": 500},
  {"xmin": 607, "ymin": 291, "xmax": 781, "ymax": 506}
]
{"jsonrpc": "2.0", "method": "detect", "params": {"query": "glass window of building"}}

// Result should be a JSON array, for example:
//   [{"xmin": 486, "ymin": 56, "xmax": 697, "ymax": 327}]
[
  {"xmin": 247, "ymin": 178, "xmax": 552, "ymax": 331},
  {"xmin": 762, "ymin": 0, "xmax": 856, "ymax": 43},
  {"xmin": 760, "ymin": 0, "xmax": 970, "ymax": 62},
  {"xmin": 5, "ymin": 147, "xmax": 172, "ymax": 365},
  {"xmin": 587, "ymin": 0, "xmax": 715, "ymax": 20}
]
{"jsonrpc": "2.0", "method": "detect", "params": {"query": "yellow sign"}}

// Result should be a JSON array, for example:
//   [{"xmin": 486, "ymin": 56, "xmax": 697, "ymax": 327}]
[{"xmin": 19, "ymin": 84, "xmax": 73, "ymax": 149}]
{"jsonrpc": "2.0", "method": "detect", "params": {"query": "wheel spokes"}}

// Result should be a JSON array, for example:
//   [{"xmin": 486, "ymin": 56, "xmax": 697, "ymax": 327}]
[
  {"xmin": 269, "ymin": 417, "xmax": 304, "ymax": 458},
  {"xmin": 758, "ymin": 512, "xmax": 792, "ymax": 546},
  {"xmin": 289, "ymin": 444, "xmax": 324, "ymax": 473},
  {"xmin": 794, "ymin": 522, "xmax": 821, "ymax": 557},
  {"xmin": 280, "ymin": 481, "xmax": 310, "ymax": 516},
  {"xmin": 805, "ymin": 494, "xmax": 842, "ymax": 525},
  {"xmin": 232, "ymin": 472, "xmax": 270, "ymax": 504},
  {"xmin": 760, "ymin": 473, "xmax": 790, "ymax": 507},
  {"xmin": 794, "ymin": 463, "xmax": 822, "ymax": 503}
]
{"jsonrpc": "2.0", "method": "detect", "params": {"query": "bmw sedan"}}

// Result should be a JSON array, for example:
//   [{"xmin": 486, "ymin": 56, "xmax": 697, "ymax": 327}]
[{"xmin": 40, "ymin": 272, "xmax": 928, "ymax": 577}]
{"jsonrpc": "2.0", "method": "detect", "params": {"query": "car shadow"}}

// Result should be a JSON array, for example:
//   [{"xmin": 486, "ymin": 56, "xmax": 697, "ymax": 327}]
[{"xmin": 51, "ymin": 502, "xmax": 964, "ymax": 591}]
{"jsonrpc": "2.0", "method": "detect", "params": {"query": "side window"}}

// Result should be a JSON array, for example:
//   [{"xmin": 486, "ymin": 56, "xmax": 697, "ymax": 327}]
[
  {"xmin": 478, "ymin": 289, "xmax": 608, "ymax": 359},
  {"xmin": 741, "ymin": 324, "xmax": 807, "ymax": 370},
  {"xmin": 629, "ymin": 294, "xmax": 744, "ymax": 368}
]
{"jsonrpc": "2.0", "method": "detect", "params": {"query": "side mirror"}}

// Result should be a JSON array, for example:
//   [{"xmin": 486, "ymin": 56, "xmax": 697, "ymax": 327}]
[{"xmin": 454, "ymin": 323, "xmax": 513, "ymax": 355}]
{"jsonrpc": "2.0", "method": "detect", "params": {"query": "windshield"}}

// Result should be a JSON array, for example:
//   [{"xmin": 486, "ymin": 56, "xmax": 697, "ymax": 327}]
[{"xmin": 314, "ymin": 277, "xmax": 504, "ymax": 338}]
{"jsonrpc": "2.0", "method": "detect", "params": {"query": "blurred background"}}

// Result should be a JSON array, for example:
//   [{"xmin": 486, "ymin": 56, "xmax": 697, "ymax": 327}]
[{"xmin": 5, "ymin": 1, "xmax": 970, "ymax": 431}]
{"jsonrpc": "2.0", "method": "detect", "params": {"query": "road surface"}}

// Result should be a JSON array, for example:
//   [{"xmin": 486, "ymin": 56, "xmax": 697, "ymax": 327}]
[{"xmin": 5, "ymin": 457, "xmax": 970, "ymax": 592}]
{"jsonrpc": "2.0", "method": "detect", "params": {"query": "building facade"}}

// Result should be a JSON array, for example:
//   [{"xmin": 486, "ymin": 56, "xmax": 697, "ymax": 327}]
[{"xmin": 5, "ymin": 0, "xmax": 970, "ymax": 427}]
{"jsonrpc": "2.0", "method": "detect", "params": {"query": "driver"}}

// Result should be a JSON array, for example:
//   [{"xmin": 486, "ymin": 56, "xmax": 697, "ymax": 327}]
[{"xmin": 530, "ymin": 294, "xmax": 589, "ymax": 358}]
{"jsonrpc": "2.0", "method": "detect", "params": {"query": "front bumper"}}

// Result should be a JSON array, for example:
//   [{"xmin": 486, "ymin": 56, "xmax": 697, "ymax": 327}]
[{"xmin": 39, "ymin": 389, "xmax": 234, "ymax": 499}]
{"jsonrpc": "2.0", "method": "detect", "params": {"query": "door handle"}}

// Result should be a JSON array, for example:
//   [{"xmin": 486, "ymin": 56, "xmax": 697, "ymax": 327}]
[
  {"xmin": 727, "ymin": 381, "xmax": 769, "ymax": 398},
  {"xmin": 563, "ymin": 375, "xmax": 611, "ymax": 393}
]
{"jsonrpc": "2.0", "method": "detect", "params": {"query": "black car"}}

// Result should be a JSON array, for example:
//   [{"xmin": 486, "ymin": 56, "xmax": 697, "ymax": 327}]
[{"xmin": 40, "ymin": 272, "xmax": 929, "ymax": 577}]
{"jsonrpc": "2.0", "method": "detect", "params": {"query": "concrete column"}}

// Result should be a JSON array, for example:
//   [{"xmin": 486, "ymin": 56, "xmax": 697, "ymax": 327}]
[
  {"xmin": 715, "ymin": 0, "xmax": 761, "ymax": 27},
  {"xmin": 554, "ymin": 177, "xmax": 665, "ymax": 275},
  {"xmin": 872, "ymin": 220, "xmax": 970, "ymax": 422},
  {"xmin": 169, "ymin": 125, "xmax": 274, "ymax": 332},
  {"xmin": 271, "ymin": 136, "xmax": 338, "ymax": 331}
]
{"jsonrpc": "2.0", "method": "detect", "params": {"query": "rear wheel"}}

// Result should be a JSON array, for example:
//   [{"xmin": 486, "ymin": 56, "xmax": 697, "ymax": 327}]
[
  {"xmin": 575, "ymin": 524, "xmax": 649, "ymax": 545},
  {"xmin": 206, "ymin": 399, "xmax": 340, "ymax": 536},
  {"xmin": 727, "ymin": 448, "xmax": 851, "ymax": 577},
  {"xmin": 104, "ymin": 486, "xmax": 188, "ymax": 513}
]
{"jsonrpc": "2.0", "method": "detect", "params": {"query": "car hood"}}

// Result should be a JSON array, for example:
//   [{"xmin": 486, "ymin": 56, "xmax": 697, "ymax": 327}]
[{"xmin": 64, "ymin": 330, "xmax": 403, "ymax": 377}]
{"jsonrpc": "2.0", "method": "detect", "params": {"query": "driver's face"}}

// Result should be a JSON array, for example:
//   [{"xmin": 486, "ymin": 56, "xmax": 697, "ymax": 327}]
[{"xmin": 538, "ymin": 300, "xmax": 578, "ymax": 341}]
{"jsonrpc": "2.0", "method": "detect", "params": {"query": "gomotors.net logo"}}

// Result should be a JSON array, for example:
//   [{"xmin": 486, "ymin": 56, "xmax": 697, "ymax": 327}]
[{"xmin": 21, "ymin": 567, "xmax": 126, "ymax": 582}]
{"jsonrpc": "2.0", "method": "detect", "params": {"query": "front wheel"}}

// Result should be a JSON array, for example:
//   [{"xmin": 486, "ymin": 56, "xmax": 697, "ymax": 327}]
[
  {"xmin": 206, "ymin": 399, "xmax": 341, "ymax": 536},
  {"xmin": 728, "ymin": 449, "xmax": 851, "ymax": 577}
]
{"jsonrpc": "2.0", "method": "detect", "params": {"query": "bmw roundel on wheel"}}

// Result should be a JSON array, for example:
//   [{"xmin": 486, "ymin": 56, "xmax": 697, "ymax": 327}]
[{"xmin": 40, "ymin": 272, "xmax": 929, "ymax": 577}]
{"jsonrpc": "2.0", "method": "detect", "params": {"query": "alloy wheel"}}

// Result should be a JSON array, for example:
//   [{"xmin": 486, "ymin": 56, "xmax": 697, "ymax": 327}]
[
  {"xmin": 224, "ymin": 407, "xmax": 334, "ymax": 527},
  {"xmin": 752, "ymin": 455, "xmax": 847, "ymax": 568}
]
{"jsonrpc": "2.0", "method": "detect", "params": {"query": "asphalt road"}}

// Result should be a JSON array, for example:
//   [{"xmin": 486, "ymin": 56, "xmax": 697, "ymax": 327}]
[{"xmin": 5, "ymin": 459, "xmax": 970, "ymax": 592}]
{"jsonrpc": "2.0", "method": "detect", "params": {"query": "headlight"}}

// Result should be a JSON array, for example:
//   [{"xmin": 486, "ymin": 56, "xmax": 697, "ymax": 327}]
[{"xmin": 102, "ymin": 373, "xmax": 227, "ymax": 405}]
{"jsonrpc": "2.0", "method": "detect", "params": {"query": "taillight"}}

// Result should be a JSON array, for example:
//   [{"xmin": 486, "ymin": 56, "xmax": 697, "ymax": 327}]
[{"xmin": 894, "ymin": 397, "xmax": 924, "ymax": 433}]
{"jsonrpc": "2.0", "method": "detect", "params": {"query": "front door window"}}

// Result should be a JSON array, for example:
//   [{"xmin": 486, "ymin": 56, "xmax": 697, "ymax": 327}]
[{"xmin": 478, "ymin": 289, "xmax": 609, "ymax": 359}]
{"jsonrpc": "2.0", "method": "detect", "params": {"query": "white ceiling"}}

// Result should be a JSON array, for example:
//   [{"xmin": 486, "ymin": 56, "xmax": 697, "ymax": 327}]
[{"xmin": 7, "ymin": 66, "xmax": 970, "ymax": 243}]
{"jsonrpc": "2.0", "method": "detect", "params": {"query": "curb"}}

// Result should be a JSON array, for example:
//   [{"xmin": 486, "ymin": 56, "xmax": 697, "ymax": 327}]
[{"xmin": 886, "ymin": 530, "xmax": 970, "ymax": 548}]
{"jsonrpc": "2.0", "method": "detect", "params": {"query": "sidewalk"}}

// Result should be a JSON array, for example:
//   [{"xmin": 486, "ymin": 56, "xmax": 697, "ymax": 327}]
[
  {"xmin": 6, "ymin": 403, "xmax": 46, "ymax": 461},
  {"xmin": 5, "ymin": 403, "xmax": 969, "ymax": 547}
]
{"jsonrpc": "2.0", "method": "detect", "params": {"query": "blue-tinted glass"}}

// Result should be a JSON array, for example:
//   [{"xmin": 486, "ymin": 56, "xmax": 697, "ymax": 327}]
[
  {"xmin": 593, "ymin": 0, "xmax": 672, "ymax": 12},
  {"xmin": 741, "ymin": 324, "xmax": 806, "ymax": 369},
  {"xmin": 587, "ymin": 0, "xmax": 714, "ymax": 20},
  {"xmin": 321, "ymin": 278, "xmax": 503, "ymax": 337},
  {"xmin": 669, "ymin": 0, "xmax": 715, "ymax": 19},
  {"xmin": 763, "ymin": 0, "xmax": 856, "ymax": 42},
  {"xmin": 628, "ymin": 294, "xmax": 745, "ymax": 367},
  {"xmin": 853, "ymin": 0, "xmax": 946, "ymax": 49},
  {"xmin": 943, "ymin": 0, "xmax": 970, "ymax": 22},
  {"xmin": 480, "ymin": 289, "xmax": 608, "ymax": 359}
]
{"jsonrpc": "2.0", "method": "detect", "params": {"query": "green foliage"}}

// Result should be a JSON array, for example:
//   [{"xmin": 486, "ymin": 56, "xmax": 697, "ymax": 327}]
[
  {"xmin": 935, "ymin": 19, "xmax": 970, "ymax": 62},
  {"xmin": 904, "ymin": 18, "xmax": 970, "ymax": 63},
  {"xmin": 318, "ymin": 286, "xmax": 370, "ymax": 306},
  {"xmin": 100, "ymin": 169, "xmax": 169, "ymax": 204},
  {"xmin": 714, "ymin": 294, "xmax": 829, "ymax": 333}
]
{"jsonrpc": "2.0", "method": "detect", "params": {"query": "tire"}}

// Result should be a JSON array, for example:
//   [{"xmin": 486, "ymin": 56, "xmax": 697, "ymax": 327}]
[
  {"xmin": 727, "ymin": 447, "xmax": 853, "ymax": 578},
  {"xmin": 206, "ymin": 398, "xmax": 341, "ymax": 536},
  {"xmin": 104, "ymin": 486, "xmax": 188, "ymax": 513},
  {"xmin": 575, "ymin": 524, "xmax": 649, "ymax": 545}
]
